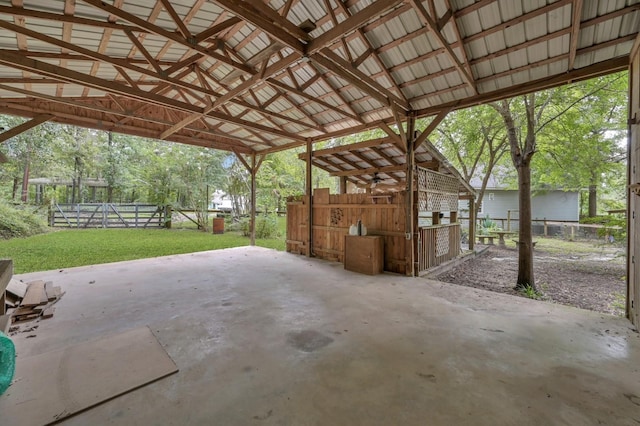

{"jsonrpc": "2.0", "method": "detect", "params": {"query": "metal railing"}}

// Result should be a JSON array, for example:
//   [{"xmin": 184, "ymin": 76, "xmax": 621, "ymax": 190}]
[{"xmin": 50, "ymin": 203, "xmax": 164, "ymax": 228}]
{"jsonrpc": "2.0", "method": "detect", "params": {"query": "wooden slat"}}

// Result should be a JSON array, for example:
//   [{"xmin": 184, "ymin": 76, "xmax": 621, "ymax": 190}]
[{"xmin": 20, "ymin": 280, "xmax": 48, "ymax": 307}]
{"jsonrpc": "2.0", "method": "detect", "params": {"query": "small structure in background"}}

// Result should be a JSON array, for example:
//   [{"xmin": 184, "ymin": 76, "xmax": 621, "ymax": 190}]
[{"xmin": 287, "ymin": 138, "xmax": 475, "ymax": 276}]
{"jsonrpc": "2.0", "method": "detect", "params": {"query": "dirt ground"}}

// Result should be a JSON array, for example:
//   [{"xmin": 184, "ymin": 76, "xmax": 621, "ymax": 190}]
[{"xmin": 434, "ymin": 240, "xmax": 627, "ymax": 317}]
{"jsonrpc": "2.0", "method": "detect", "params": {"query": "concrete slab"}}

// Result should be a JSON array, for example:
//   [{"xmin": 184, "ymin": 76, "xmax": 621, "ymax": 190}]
[{"xmin": 4, "ymin": 246, "xmax": 640, "ymax": 425}]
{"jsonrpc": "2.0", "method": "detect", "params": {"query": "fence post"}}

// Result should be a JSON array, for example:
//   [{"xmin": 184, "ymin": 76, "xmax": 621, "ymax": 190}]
[
  {"xmin": 76, "ymin": 204, "xmax": 80, "ymax": 228},
  {"xmin": 164, "ymin": 205, "xmax": 172, "ymax": 229},
  {"xmin": 544, "ymin": 219, "xmax": 548, "ymax": 237},
  {"xmin": 507, "ymin": 210, "xmax": 511, "ymax": 231},
  {"xmin": 571, "ymin": 225, "xmax": 575, "ymax": 241},
  {"xmin": 135, "ymin": 204, "xmax": 139, "ymax": 228}
]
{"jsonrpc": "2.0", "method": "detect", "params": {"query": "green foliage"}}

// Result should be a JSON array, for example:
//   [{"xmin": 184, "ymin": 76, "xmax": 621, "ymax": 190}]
[
  {"xmin": 581, "ymin": 215, "xmax": 626, "ymax": 241},
  {"xmin": 0, "ymin": 201, "xmax": 48, "ymax": 239},
  {"xmin": 480, "ymin": 215, "xmax": 501, "ymax": 234},
  {"xmin": 519, "ymin": 284, "xmax": 543, "ymax": 300},
  {"xmin": 239, "ymin": 215, "xmax": 280, "ymax": 239},
  {"xmin": 0, "ymin": 228, "xmax": 286, "ymax": 273}
]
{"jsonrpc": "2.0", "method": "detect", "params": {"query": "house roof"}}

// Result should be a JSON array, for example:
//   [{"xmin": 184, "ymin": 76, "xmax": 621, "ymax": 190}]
[{"xmin": 0, "ymin": 1, "xmax": 636, "ymax": 154}]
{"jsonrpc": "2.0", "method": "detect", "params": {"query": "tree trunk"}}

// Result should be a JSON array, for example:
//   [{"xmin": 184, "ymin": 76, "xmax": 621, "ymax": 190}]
[
  {"xmin": 588, "ymin": 183, "xmax": 597, "ymax": 217},
  {"xmin": 516, "ymin": 162, "xmax": 535, "ymax": 289},
  {"xmin": 12, "ymin": 177, "xmax": 18, "ymax": 200},
  {"xmin": 21, "ymin": 151, "xmax": 30, "ymax": 203}
]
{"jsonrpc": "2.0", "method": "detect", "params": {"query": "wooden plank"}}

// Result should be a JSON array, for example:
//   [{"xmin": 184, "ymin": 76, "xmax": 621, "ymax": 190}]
[
  {"xmin": 20, "ymin": 280, "xmax": 48, "ymax": 307},
  {"xmin": 41, "ymin": 306, "xmax": 55, "ymax": 319},
  {"xmin": 7, "ymin": 278, "xmax": 27, "ymax": 299},
  {"xmin": 44, "ymin": 281, "xmax": 56, "ymax": 301},
  {"xmin": 0, "ymin": 259, "xmax": 12, "ymax": 294},
  {"xmin": 0, "ymin": 314, "xmax": 10, "ymax": 333}
]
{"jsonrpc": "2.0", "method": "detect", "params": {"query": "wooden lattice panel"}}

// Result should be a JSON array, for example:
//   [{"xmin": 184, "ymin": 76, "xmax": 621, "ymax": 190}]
[
  {"xmin": 417, "ymin": 167, "xmax": 459, "ymax": 212},
  {"xmin": 435, "ymin": 227, "xmax": 449, "ymax": 257}
]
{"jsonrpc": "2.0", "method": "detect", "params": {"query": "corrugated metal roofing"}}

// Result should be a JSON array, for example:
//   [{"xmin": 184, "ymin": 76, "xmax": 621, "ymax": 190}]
[{"xmin": 0, "ymin": 0, "xmax": 636, "ymax": 155}]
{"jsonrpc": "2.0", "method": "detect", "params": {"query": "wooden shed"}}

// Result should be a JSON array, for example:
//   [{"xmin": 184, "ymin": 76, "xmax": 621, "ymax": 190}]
[{"xmin": 287, "ymin": 135, "xmax": 475, "ymax": 276}]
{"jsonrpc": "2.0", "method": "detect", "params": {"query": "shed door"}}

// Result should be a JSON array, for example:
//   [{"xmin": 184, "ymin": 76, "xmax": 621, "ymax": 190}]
[{"xmin": 629, "ymin": 48, "xmax": 640, "ymax": 328}]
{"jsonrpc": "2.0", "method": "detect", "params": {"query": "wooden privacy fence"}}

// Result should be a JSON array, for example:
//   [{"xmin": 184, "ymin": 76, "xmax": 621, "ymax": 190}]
[
  {"xmin": 50, "ymin": 203, "xmax": 164, "ymax": 228},
  {"xmin": 418, "ymin": 224, "xmax": 461, "ymax": 271},
  {"xmin": 287, "ymin": 190, "xmax": 409, "ymax": 275}
]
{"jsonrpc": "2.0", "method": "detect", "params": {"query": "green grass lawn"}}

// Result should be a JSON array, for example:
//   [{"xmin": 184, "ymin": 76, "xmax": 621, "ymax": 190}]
[{"xmin": 0, "ymin": 225, "xmax": 286, "ymax": 274}]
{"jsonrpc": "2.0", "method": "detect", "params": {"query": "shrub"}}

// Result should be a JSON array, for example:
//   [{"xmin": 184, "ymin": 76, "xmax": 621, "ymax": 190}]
[
  {"xmin": 581, "ymin": 215, "xmax": 626, "ymax": 242},
  {"xmin": 0, "ymin": 201, "xmax": 48, "ymax": 239},
  {"xmin": 239, "ymin": 215, "xmax": 280, "ymax": 239}
]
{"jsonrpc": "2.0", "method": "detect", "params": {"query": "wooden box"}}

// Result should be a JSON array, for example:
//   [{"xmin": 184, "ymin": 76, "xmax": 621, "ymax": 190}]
[{"xmin": 344, "ymin": 235, "xmax": 384, "ymax": 275}]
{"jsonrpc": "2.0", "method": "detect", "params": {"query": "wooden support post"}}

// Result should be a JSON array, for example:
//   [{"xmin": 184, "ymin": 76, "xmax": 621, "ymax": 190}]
[
  {"xmin": 469, "ymin": 198, "xmax": 475, "ymax": 251},
  {"xmin": 406, "ymin": 113, "xmax": 416, "ymax": 276},
  {"xmin": 306, "ymin": 138, "xmax": 313, "ymax": 257},
  {"xmin": 339, "ymin": 176, "xmax": 347, "ymax": 194},
  {"xmin": 544, "ymin": 219, "xmax": 548, "ymax": 237},
  {"xmin": 250, "ymin": 154, "xmax": 257, "ymax": 246},
  {"xmin": 507, "ymin": 210, "xmax": 511, "ymax": 231}
]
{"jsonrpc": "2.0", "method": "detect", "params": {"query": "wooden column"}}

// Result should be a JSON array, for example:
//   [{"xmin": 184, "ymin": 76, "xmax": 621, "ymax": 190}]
[
  {"xmin": 406, "ymin": 114, "xmax": 416, "ymax": 276},
  {"xmin": 234, "ymin": 150, "xmax": 263, "ymax": 247},
  {"xmin": 339, "ymin": 176, "xmax": 347, "ymax": 194},
  {"xmin": 468, "ymin": 197, "xmax": 475, "ymax": 250},
  {"xmin": 306, "ymin": 138, "xmax": 313, "ymax": 257},
  {"xmin": 250, "ymin": 153, "xmax": 257, "ymax": 246}
]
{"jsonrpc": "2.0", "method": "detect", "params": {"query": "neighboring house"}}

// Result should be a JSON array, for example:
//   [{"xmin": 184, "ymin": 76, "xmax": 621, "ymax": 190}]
[
  {"xmin": 459, "ymin": 174, "xmax": 580, "ymax": 230},
  {"xmin": 210, "ymin": 190, "xmax": 233, "ymax": 213}
]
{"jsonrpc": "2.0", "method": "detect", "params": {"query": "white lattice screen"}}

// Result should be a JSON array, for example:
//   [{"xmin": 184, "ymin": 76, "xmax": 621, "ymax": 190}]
[
  {"xmin": 435, "ymin": 227, "xmax": 449, "ymax": 256},
  {"xmin": 416, "ymin": 167, "xmax": 459, "ymax": 212}
]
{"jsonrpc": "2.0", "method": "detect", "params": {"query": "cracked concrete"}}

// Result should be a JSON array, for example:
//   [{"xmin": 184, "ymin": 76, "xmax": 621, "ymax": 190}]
[{"xmin": 3, "ymin": 246, "xmax": 640, "ymax": 425}]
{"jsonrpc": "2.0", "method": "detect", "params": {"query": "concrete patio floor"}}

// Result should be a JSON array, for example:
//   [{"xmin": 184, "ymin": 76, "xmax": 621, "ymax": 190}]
[{"xmin": 4, "ymin": 246, "xmax": 640, "ymax": 425}]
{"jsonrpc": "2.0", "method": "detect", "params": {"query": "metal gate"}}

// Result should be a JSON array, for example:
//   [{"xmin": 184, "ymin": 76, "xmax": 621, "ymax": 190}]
[{"xmin": 50, "ymin": 203, "xmax": 164, "ymax": 228}]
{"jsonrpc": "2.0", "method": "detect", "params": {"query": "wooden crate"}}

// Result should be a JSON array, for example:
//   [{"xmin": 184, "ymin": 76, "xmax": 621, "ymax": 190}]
[{"xmin": 344, "ymin": 235, "xmax": 384, "ymax": 275}]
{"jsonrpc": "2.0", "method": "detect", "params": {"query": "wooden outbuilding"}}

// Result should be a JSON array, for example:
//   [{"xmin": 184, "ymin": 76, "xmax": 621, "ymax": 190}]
[{"xmin": 287, "ymin": 136, "xmax": 475, "ymax": 276}]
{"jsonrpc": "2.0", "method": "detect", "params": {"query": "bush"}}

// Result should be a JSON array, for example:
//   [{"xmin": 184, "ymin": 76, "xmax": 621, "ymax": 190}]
[
  {"xmin": 239, "ymin": 215, "xmax": 279, "ymax": 239},
  {"xmin": 581, "ymin": 215, "xmax": 626, "ymax": 242},
  {"xmin": 0, "ymin": 201, "xmax": 48, "ymax": 239}
]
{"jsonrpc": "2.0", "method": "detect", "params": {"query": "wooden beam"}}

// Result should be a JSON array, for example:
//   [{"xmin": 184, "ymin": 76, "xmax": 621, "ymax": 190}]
[
  {"xmin": 0, "ymin": 4, "xmax": 147, "ymax": 32},
  {"xmin": 414, "ymin": 106, "xmax": 453, "ymax": 149},
  {"xmin": 160, "ymin": 53, "xmax": 300, "ymax": 139},
  {"xmin": 213, "ymin": 0, "xmax": 307, "ymax": 52},
  {"xmin": 250, "ymin": 153, "xmax": 257, "ymax": 245},
  {"xmin": 330, "ymin": 164, "xmax": 406, "ymax": 177},
  {"xmin": 306, "ymin": 0, "xmax": 403, "ymax": 54},
  {"xmin": 0, "ymin": 50, "xmax": 203, "ymax": 114},
  {"xmin": 0, "ymin": 114, "xmax": 52, "ymax": 143},
  {"xmin": 414, "ymin": 56, "xmax": 629, "ymax": 118},
  {"xmin": 568, "ymin": 0, "xmax": 584, "ymax": 70},
  {"xmin": 194, "ymin": 16, "xmax": 241, "ymax": 43},
  {"xmin": 81, "ymin": 0, "xmax": 253, "ymax": 74},
  {"xmin": 312, "ymin": 48, "xmax": 409, "ymax": 111},
  {"xmin": 159, "ymin": 0, "xmax": 192, "ymax": 39},
  {"xmin": 266, "ymin": 77, "xmax": 359, "ymax": 122},
  {"xmin": 297, "ymin": 136, "xmax": 394, "ymax": 159},
  {"xmin": 306, "ymin": 138, "xmax": 313, "ymax": 257},
  {"xmin": 379, "ymin": 122, "xmax": 406, "ymax": 152},
  {"xmin": 409, "ymin": 0, "xmax": 476, "ymax": 93}
]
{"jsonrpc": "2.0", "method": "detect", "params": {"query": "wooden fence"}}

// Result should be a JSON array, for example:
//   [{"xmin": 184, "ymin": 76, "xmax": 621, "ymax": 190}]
[
  {"xmin": 51, "ymin": 203, "xmax": 164, "ymax": 228},
  {"xmin": 417, "ymin": 224, "xmax": 461, "ymax": 272},
  {"xmin": 287, "ymin": 190, "xmax": 409, "ymax": 275}
]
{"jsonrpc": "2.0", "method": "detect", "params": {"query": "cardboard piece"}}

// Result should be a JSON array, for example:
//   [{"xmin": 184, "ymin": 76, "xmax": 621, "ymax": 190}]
[{"xmin": 0, "ymin": 326, "xmax": 178, "ymax": 425}]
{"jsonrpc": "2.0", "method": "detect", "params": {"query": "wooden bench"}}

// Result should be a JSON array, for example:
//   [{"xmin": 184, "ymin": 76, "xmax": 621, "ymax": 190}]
[{"xmin": 477, "ymin": 235, "xmax": 495, "ymax": 245}]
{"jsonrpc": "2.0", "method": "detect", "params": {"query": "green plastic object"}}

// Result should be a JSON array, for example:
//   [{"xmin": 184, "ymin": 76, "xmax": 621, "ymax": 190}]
[{"xmin": 0, "ymin": 330, "xmax": 15, "ymax": 395}]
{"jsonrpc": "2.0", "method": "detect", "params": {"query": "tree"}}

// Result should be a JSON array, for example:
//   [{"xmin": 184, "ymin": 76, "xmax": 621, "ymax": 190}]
[
  {"xmin": 534, "ymin": 73, "xmax": 627, "ymax": 217},
  {"xmin": 432, "ymin": 105, "xmax": 509, "ymax": 219},
  {"xmin": 491, "ymin": 75, "xmax": 625, "ymax": 290}
]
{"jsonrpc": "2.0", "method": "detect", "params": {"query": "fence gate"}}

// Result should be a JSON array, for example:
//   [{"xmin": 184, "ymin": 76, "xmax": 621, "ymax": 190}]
[{"xmin": 51, "ymin": 203, "xmax": 164, "ymax": 228}]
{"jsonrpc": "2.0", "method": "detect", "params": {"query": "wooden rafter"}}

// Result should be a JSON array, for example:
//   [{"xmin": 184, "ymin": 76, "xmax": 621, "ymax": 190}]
[
  {"xmin": 0, "ymin": 114, "xmax": 52, "ymax": 143},
  {"xmin": 81, "ymin": 0, "xmax": 254, "ymax": 75},
  {"xmin": 568, "ymin": 0, "xmax": 584, "ymax": 70},
  {"xmin": 409, "ymin": 0, "xmax": 476, "ymax": 94}
]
